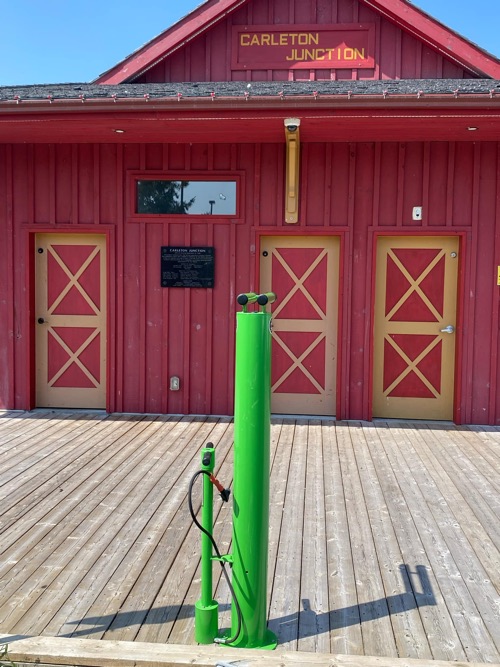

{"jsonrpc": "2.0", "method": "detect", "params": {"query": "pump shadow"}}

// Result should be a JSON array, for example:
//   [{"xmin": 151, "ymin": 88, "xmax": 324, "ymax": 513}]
[
  {"xmin": 64, "ymin": 565, "xmax": 434, "ymax": 641},
  {"xmin": 63, "ymin": 603, "xmax": 231, "ymax": 638},
  {"xmin": 268, "ymin": 564, "xmax": 437, "ymax": 640}
]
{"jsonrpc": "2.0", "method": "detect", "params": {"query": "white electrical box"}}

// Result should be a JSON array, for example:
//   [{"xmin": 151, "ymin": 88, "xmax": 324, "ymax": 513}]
[{"xmin": 412, "ymin": 206, "xmax": 423, "ymax": 221}]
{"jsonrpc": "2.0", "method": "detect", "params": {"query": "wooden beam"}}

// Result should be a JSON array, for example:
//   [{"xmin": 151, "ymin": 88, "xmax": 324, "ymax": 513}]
[{"xmin": 2, "ymin": 636, "xmax": 499, "ymax": 667}]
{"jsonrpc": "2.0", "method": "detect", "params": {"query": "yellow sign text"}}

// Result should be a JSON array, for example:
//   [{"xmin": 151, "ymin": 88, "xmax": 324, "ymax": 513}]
[
  {"xmin": 240, "ymin": 32, "xmax": 320, "ymax": 47},
  {"xmin": 285, "ymin": 47, "xmax": 366, "ymax": 61}
]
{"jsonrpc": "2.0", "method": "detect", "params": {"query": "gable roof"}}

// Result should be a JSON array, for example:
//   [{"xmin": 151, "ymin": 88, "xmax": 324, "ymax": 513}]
[
  {"xmin": 95, "ymin": 0, "xmax": 248, "ymax": 84},
  {"xmin": 361, "ymin": 0, "xmax": 500, "ymax": 78},
  {"xmin": 95, "ymin": 0, "xmax": 500, "ymax": 84}
]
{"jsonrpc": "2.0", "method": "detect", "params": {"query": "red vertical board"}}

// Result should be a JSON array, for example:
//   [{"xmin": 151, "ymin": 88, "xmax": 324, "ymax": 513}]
[
  {"xmin": 145, "ymin": 223, "xmax": 165, "ymax": 413},
  {"xmin": 0, "ymin": 147, "xmax": 13, "ymax": 407},
  {"xmin": 1, "ymin": 135, "xmax": 500, "ymax": 423}
]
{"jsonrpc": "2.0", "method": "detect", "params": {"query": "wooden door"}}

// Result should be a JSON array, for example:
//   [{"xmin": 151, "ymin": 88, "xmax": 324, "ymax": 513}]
[
  {"xmin": 260, "ymin": 236, "xmax": 339, "ymax": 416},
  {"xmin": 35, "ymin": 234, "xmax": 107, "ymax": 409},
  {"xmin": 373, "ymin": 236, "xmax": 459, "ymax": 420}
]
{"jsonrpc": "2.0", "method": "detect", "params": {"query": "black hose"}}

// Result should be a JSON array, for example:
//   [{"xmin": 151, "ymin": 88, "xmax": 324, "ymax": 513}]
[{"xmin": 188, "ymin": 470, "xmax": 243, "ymax": 645}]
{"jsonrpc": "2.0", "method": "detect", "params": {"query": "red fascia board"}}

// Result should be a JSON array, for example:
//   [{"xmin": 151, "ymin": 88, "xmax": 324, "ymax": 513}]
[
  {"xmin": 2, "ymin": 92, "xmax": 500, "ymax": 113},
  {"xmin": 2, "ymin": 110, "xmax": 500, "ymax": 144},
  {"xmin": 359, "ymin": 0, "xmax": 500, "ymax": 78},
  {"xmin": 95, "ymin": 0, "xmax": 249, "ymax": 84},
  {"xmin": 1, "ymin": 106, "xmax": 500, "ymax": 134}
]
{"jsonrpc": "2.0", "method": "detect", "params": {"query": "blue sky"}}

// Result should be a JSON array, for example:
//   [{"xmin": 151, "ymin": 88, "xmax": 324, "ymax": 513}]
[{"xmin": 1, "ymin": 0, "xmax": 499, "ymax": 86}]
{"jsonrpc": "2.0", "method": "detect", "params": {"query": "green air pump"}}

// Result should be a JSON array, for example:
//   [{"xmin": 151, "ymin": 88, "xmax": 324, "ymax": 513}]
[{"xmin": 189, "ymin": 291, "xmax": 278, "ymax": 650}]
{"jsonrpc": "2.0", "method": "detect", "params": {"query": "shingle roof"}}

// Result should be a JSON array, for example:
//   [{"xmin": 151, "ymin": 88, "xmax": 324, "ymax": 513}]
[{"xmin": 1, "ymin": 79, "xmax": 500, "ymax": 104}]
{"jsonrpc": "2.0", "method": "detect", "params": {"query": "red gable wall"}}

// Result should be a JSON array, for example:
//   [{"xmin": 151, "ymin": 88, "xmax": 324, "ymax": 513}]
[{"xmin": 135, "ymin": 0, "xmax": 472, "ymax": 83}]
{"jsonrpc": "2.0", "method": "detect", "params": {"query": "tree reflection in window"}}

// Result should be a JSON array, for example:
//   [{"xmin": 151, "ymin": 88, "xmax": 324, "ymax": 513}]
[
  {"xmin": 137, "ymin": 180, "xmax": 194, "ymax": 214},
  {"xmin": 136, "ymin": 180, "xmax": 237, "ymax": 215}
]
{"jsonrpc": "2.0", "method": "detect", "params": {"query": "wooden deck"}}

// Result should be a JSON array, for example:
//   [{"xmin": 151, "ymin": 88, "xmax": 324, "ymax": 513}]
[{"xmin": 0, "ymin": 411, "xmax": 499, "ymax": 664}]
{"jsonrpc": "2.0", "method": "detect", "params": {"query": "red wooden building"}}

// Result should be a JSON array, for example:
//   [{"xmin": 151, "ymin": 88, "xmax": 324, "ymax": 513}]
[{"xmin": 2, "ymin": 0, "xmax": 500, "ymax": 424}]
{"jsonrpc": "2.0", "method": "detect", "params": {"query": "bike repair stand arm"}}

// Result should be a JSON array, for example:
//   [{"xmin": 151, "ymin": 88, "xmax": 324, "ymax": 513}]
[{"xmin": 194, "ymin": 446, "xmax": 219, "ymax": 643}]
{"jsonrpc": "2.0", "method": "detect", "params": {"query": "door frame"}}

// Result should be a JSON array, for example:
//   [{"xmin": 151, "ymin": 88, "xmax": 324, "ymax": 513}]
[
  {"xmin": 27, "ymin": 226, "xmax": 114, "ymax": 412},
  {"xmin": 369, "ymin": 230, "xmax": 465, "ymax": 424},
  {"xmin": 256, "ymin": 230, "xmax": 346, "ymax": 418}
]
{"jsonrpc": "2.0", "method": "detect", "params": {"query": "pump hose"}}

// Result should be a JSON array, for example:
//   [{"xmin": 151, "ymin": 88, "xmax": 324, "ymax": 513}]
[{"xmin": 188, "ymin": 469, "xmax": 243, "ymax": 645}]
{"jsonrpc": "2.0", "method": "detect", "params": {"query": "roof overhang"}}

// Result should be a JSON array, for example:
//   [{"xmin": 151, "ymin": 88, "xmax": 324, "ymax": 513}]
[
  {"xmin": 1, "ymin": 100, "xmax": 500, "ymax": 144},
  {"xmin": 2, "ymin": 81, "xmax": 500, "ymax": 144}
]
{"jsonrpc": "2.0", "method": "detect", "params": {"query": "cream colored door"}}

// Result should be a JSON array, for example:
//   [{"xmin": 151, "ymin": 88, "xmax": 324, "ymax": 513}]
[
  {"xmin": 260, "ymin": 236, "xmax": 339, "ymax": 416},
  {"xmin": 373, "ymin": 236, "xmax": 459, "ymax": 420},
  {"xmin": 35, "ymin": 234, "xmax": 107, "ymax": 409}
]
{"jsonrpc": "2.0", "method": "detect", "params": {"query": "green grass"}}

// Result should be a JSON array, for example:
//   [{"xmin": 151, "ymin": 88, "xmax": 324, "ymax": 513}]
[{"xmin": 0, "ymin": 644, "xmax": 18, "ymax": 667}]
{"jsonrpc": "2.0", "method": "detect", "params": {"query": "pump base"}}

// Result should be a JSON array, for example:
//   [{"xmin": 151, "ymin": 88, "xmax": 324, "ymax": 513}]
[
  {"xmin": 218, "ymin": 627, "xmax": 278, "ymax": 650},
  {"xmin": 194, "ymin": 600, "xmax": 219, "ymax": 644}
]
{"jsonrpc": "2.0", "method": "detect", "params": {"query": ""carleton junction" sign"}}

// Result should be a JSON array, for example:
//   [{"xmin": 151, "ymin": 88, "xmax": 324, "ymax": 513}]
[{"xmin": 232, "ymin": 24, "xmax": 375, "ymax": 70}]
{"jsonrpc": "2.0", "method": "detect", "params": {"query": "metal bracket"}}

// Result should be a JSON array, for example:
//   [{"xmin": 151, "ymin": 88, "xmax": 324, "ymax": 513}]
[{"xmin": 212, "ymin": 554, "xmax": 234, "ymax": 565}]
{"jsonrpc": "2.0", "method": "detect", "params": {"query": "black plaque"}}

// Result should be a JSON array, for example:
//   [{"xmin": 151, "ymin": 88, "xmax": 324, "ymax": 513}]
[{"xmin": 161, "ymin": 246, "xmax": 215, "ymax": 288}]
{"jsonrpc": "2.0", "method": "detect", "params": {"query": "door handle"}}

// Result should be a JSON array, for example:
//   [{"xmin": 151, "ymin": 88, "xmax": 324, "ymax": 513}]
[
  {"xmin": 37, "ymin": 317, "xmax": 46, "ymax": 324},
  {"xmin": 440, "ymin": 325, "xmax": 455, "ymax": 334}
]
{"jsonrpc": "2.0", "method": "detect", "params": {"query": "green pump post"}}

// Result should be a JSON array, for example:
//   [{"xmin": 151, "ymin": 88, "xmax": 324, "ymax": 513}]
[
  {"xmin": 228, "ymin": 292, "xmax": 278, "ymax": 649},
  {"xmin": 194, "ymin": 445, "xmax": 219, "ymax": 643}
]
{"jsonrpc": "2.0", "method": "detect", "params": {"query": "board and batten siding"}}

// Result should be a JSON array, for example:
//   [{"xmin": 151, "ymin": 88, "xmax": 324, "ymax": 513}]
[
  {"xmin": 1, "ymin": 140, "xmax": 499, "ymax": 422},
  {"xmin": 136, "ymin": 0, "xmax": 471, "ymax": 83}
]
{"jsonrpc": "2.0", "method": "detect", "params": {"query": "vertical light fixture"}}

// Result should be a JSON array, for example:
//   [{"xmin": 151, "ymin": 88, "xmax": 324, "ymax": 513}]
[{"xmin": 284, "ymin": 118, "xmax": 301, "ymax": 224}]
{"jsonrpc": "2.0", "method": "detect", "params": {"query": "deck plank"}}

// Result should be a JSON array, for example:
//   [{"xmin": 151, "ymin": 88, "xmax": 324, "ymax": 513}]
[
  {"xmin": 52, "ymin": 417, "xmax": 222, "ymax": 637},
  {"xmin": 4, "ymin": 634, "xmax": 500, "ymax": 667},
  {"xmin": 0, "ymin": 411, "xmax": 64, "ymax": 450},
  {"xmin": 268, "ymin": 420, "xmax": 308, "ymax": 650},
  {"xmin": 0, "ymin": 412, "xmax": 85, "ymax": 474},
  {"xmin": 322, "ymin": 422, "xmax": 363, "ymax": 656},
  {"xmin": 387, "ymin": 423, "xmax": 500, "ymax": 663},
  {"xmin": 370, "ymin": 422, "xmax": 467, "ymax": 662},
  {"xmin": 431, "ymin": 426, "xmax": 500, "ymax": 512},
  {"xmin": 0, "ymin": 414, "xmax": 115, "ymax": 527},
  {"xmin": 399, "ymin": 426, "xmax": 500, "ymax": 594},
  {"xmin": 0, "ymin": 413, "xmax": 499, "ymax": 664},
  {"xmin": 413, "ymin": 426, "xmax": 500, "ymax": 656},
  {"xmin": 0, "ymin": 415, "xmax": 158, "ymax": 571},
  {"xmin": 338, "ymin": 423, "xmax": 397, "ymax": 659},
  {"xmin": 267, "ymin": 418, "xmax": 294, "ymax": 605},
  {"xmin": 42, "ymin": 417, "xmax": 223, "ymax": 638},
  {"xmin": 128, "ymin": 419, "xmax": 235, "ymax": 644},
  {"xmin": 357, "ymin": 423, "xmax": 432, "ymax": 660},
  {"xmin": 68, "ymin": 418, "xmax": 233, "ymax": 642},
  {"xmin": 132, "ymin": 420, "xmax": 235, "ymax": 644},
  {"xmin": 6, "ymin": 415, "xmax": 171, "ymax": 633},
  {"xmin": 298, "ymin": 419, "xmax": 330, "ymax": 654},
  {"xmin": 457, "ymin": 427, "xmax": 500, "ymax": 474}
]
